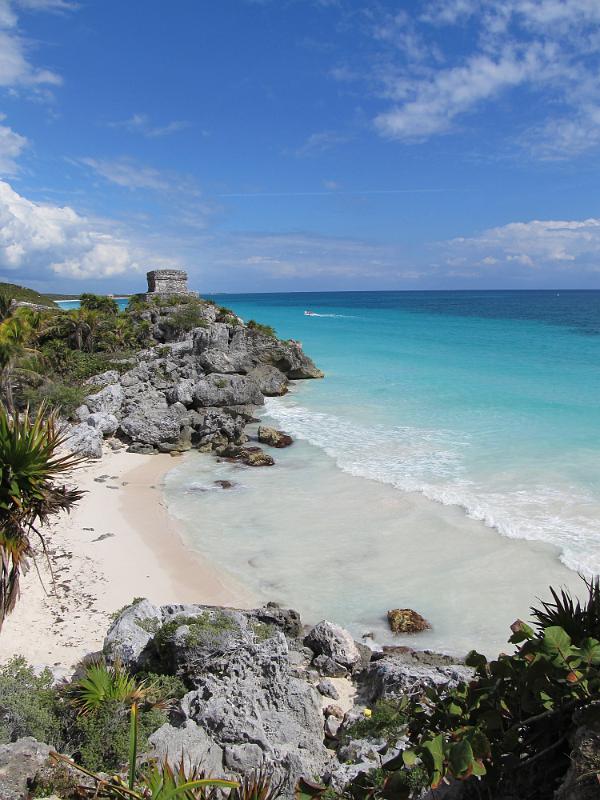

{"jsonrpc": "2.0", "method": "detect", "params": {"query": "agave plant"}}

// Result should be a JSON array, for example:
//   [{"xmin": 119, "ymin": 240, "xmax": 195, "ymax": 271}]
[{"xmin": 0, "ymin": 403, "xmax": 84, "ymax": 629}]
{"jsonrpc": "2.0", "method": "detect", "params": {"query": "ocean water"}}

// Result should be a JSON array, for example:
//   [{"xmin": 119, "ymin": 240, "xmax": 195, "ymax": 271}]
[
  {"xmin": 59, "ymin": 290, "xmax": 600, "ymax": 655},
  {"xmin": 163, "ymin": 291, "xmax": 600, "ymax": 656}
]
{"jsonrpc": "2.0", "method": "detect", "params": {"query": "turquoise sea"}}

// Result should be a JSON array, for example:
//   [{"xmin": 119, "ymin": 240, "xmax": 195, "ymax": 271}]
[{"xmin": 61, "ymin": 291, "xmax": 600, "ymax": 654}]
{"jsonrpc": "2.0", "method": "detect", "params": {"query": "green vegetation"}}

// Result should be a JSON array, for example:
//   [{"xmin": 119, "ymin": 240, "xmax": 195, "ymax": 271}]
[
  {"xmin": 154, "ymin": 611, "xmax": 238, "ymax": 650},
  {"xmin": 0, "ymin": 656, "xmax": 63, "ymax": 746},
  {"xmin": 0, "ymin": 405, "xmax": 83, "ymax": 629},
  {"xmin": 0, "ymin": 281, "xmax": 56, "ymax": 307},
  {"xmin": 337, "ymin": 576, "xmax": 600, "ymax": 800},
  {"xmin": 247, "ymin": 319, "xmax": 276, "ymax": 338},
  {"xmin": 162, "ymin": 304, "xmax": 209, "ymax": 335}
]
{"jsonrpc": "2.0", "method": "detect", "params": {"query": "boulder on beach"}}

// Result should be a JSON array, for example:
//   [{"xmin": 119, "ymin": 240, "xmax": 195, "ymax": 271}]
[
  {"xmin": 387, "ymin": 608, "xmax": 431, "ymax": 634},
  {"xmin": 258, "ymin": 425, "xmax": 293, "ymax": 448}
]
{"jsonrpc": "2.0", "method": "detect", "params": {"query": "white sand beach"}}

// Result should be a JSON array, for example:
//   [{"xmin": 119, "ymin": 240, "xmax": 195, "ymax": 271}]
[{"xmin": 0, "ymin": 446, "xmax": 253, "ymax": 669}]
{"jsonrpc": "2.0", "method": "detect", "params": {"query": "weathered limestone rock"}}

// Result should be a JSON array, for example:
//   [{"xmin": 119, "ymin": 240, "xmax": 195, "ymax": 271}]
[
  {"xmin": 66, "ymin": 423, "xmax": 103, "ymax": 458},
  {"xmin": 387, "ymin": 608, "xmax": 431, "ymax": 634},
  {"xmin": 248, "ymin": 365, "xmax": 289, "ymax": 396},
  {"xmin": 360, "ymin": 649, "xmax": 472, "ymax": 702},
  {"xmin": 0, "ymin": 737, "xmax": 52, "ymax": 800},
  {"xmin": 258, "ymin": 426, "xmax": 293, "ymax": 448},
  {"xmin": 304, "ymin": 621, "xmax": 361, "ymax": 669},
  {"xmin": 104, "ymin": 598, "xmax": 162, "ymax": 666},
  {"xmin": 85, "ymin": 383, "xmax": 124, "ymax": 415},
  {"xmin": 86, "ymin": 412, "xmax": 119, "ymax": 437}
]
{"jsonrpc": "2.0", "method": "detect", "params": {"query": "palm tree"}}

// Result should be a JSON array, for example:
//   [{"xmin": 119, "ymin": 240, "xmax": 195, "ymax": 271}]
[
  {"xmin": 0, "ymin": 404, "xmax": 84, "ymax": 630},
  {"xmin": 0, "ymin": 315, "xmax": 32, "ymax": 412}
]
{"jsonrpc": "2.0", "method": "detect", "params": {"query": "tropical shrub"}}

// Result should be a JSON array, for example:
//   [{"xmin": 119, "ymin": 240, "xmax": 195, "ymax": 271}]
[
  {"xmin": 246, "ymin": 320, "xmax": 276, "ymax": 338},
  {"xmin": 80, "ymin": 293, "xmax": 119, "ymax": 315},
  {"xmin": 163, "ymin": 305, "xmax": 208, "ymax": 335},
  {"xmin": 0, "ymin": 404, "xmax": 84, "ymax": 629},
  {"xmin": 346, "ymin": 578, "xmax": 600, "ymax": 800},
  {"xmin": 0, "ymin": 656, "xmax": 64, "ymax": 746}
]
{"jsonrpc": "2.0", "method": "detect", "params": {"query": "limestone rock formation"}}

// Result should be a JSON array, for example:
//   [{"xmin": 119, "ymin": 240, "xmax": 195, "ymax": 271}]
[
  {"xmin": 304, "ymin": 620, "xmax": 361, "ymax": 669},
  {"xmin": 67, "ymin": 294, "xmax": 322, "ymax": 458}
]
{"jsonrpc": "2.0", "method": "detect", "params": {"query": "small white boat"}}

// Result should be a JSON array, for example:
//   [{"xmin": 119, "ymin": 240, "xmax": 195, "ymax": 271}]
[{"xmin": 304, "ymin": 310, "xmax": 317, "ymax": 316}]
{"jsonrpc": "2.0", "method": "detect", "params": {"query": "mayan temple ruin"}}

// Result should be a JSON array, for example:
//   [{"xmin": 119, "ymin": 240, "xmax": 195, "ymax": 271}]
[{"xmin": 145, "ymin": 269, "xmax": 198, "ymax": 300}]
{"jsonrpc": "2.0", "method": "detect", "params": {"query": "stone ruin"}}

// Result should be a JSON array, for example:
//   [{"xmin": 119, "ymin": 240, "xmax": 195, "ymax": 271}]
[{"xmin": 145, "ymin": 269, "xmax": 198, "ymax": 300}]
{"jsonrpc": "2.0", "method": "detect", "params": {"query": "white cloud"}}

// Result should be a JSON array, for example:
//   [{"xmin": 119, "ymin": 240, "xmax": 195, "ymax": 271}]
[
  {"xmin": 449, "ymin": 217, "xmax": 600, "ymax": 270},
  {"xmin": 0, "ymin": 179, "xmax": 166, "ymax": 279},
  {"xmin": 353, "ymin": 0, "xmax": 600, "ymax": 157},
  {"xmin": 77, "ymin": 157, "xmax": 172, "ymax": 191},
  {"xmin": 375, "ymin": 44, "xmax": 551, "ymax": 139},
  {"xmin": 0, "ymin": 114, "xmax": 26, "ymax": 173},
  {"xmin": 293, "ymin": 130, "xmax": 349, "ymax": 156},
  {"xmin": 0, "ymin": 1, "xmax": 63, "ymax": 88},
  {"xmin": 107, "ymin": 113, "xmax": 190, "ymax": 138}
]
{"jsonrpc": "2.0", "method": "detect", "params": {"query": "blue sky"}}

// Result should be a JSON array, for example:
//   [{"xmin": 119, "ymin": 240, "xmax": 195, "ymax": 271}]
[{"xmin": 1, "ymin": 0, "xmax": 600, "ymax": 293}]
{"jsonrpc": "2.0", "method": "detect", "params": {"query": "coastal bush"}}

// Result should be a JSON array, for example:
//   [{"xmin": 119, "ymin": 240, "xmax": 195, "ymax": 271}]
[
  {"xmin": 346, "ymin": 578, "xmax": 600, "ymax": 800},
  {"xmin": 23, "ymin": 381, "xmax": 88, "ymax": 419},
  {"xmin": 0, "ymin": 656, "xmax": 63, "ymax": 746},
  {"xmin": 162, "ymin": 305, "xmax": 208, "ymax": 336},
  {"xmin": 80, "ymin": 293, "xmax": 119, "ymax": 315},
  {"xmin": 247, "ymin": 319, "xmax": 276, "ymax": 338}
]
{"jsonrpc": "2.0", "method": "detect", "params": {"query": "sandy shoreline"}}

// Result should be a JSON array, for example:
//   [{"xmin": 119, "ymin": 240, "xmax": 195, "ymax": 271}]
[{"xmin": 0, "ymin": 446, "xmax": 254, "ymax": 669}]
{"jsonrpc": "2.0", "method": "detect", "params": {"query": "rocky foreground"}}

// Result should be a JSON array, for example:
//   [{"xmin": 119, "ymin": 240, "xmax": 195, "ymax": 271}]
[
  {"xmin": 66, "ymin": 300, "xmax": 323, "ymax": 459},
  {"xmin": 0, "ymin": 600, "xmax": 471, "ymax": 799}
]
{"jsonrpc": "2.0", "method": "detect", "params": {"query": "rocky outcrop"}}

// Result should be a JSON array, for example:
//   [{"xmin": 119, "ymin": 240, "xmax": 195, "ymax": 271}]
[
  {"xmin": 258, "ymin": 426, "xmax": 293, "ymax": 448},
  {"xmin": 0, "ymin": 737, "xmax": 52, "ymax": 800},
  {"xmin": 67, "ymin": 298, "xmax": 322, "ymax": 458},
  {"xmin": 360, "ymin": 648, "xmax": 472, "ymax": 702},
  {"xmin": 304, "ymin": 620, "xmax": 361, "ymax": 670},
  {"xmin": 387, "ymin": 608, "xmax": 431, "ymax": 634},
  {"xmin": 103, "ymin": 602, "xmax": 331, "ymax": 795}
]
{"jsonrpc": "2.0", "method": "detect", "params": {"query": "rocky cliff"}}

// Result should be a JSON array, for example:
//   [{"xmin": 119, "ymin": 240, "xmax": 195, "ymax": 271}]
[{"xmin": 66, "ymin": 299, "xmax": 323, "ymax": 459}]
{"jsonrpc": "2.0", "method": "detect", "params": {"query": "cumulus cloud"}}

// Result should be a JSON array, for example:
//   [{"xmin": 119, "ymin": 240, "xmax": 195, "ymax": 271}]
[
  {"xmin": 0, "ymin": 179, "xmax": 161, "ymax": 279},
  {"xmin": 449, "ymin": 217, "xmax": 600, "ymax": 271},
  {"xmin": 0, "ymin": 115, "xmax": 26, "ymax": 173}
]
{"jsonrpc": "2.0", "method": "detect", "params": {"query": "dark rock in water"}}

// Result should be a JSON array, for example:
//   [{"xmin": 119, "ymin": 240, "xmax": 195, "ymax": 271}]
[
  {"xmin": 244, "ymin": 448, "xmax": 275, "ymax": 467},
  {"xmin": 387, "ymin": 608, "xmax": 431, "ymax": 634},
  {"xmin": 258, "ymin": 426, "xmax": 293, "ymax": 448},
  {"xmin": 214, "ymin": 479, "xmax": 236, "ymax": 489},
  {"xmin": 304, "ymin": 620, "xmax": 361, "ymax": 669}
]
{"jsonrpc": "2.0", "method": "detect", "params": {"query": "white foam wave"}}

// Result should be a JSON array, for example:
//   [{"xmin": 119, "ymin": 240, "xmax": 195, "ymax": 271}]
[{"xmin": 264, "ymin": 398, "xmax": 600, "ymax": 575}]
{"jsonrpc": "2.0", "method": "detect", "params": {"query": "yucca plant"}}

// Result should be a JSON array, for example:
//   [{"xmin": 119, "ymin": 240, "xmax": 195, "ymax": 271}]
[
  {"xmin": 70, "ymin": 659, "xmax": 158, "ymax": 716},
  {"xmin": 0, "ymin": 403, "xmax": 84, "ymax": 630}
]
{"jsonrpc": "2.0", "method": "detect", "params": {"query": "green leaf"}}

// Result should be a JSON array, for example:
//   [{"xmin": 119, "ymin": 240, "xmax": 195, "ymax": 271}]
[
  {"xmin": 402, "ymin": 749, "xmax": 418, "ymax": 767},
  {"xmin": 542, "ymin": 626, "xmax": 572, "ymax": 658},
  {"xmin": 465, "ymin": 650, "xmax": 488, "ymax": 670},
  {"xmin": 580, "ymin": 638, "xmax": 600, "ymax": 665},
  {"xmin": 449, "ymin": 739, "xmax": 474, "ymax": 778}
]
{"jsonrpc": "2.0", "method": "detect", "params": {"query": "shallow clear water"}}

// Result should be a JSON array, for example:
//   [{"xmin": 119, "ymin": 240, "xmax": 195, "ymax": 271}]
[{"xmin": 163, "ymin": 291, "xmax": 600, "ymax": 657}]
